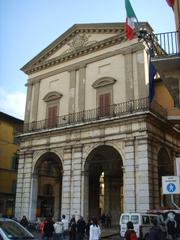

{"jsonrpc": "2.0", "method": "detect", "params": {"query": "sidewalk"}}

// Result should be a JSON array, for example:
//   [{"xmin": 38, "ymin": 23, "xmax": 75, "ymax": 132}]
[{"xmin": 31, "ymin": 227, "xmax": 119, "ymax": 239}]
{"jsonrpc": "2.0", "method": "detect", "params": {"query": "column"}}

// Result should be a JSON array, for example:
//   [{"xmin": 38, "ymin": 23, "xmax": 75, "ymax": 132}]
[
  {"xmin": 24, "ymin": 83, "xmax": 33, "ymax": 124},
  {"xmin": 69, "ymin": 70, "xmax": 76, "ymax": 114},
  {"xmin": 71, "ymin": 145, "xmax": 83, "ymax": 219},
  {"xmin": 32, "ymin": 81, "xmax": 40, "ymax": 122},
  {"xmin": 61, "ymin": 146, "xmax": 72, "ymax": 220},
  {"xmin": 78, "ymin": 66, "xmax": 86, "ymax": 112},
  {"xmin": 29, "ymin": 174, "xmax": 38, "ymax": 221},
  {"xmin": 15, "ymin": 151, "xmax": 25, "ymax": 220},
  {"xmin": 82, "ymin": 170, "xmax": 89, "ymax": 221}
]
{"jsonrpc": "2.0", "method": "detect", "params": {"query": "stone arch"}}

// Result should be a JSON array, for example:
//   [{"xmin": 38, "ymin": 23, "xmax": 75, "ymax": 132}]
[
  {"xmin": 82, "ymin": 142, "xmax": 125, "ymax": 170},
  {"xmin": 157, "ymin": 147, "xmax": 174, "ymax": 208},
  {"xmin": 83, "ymin": 144, "xmax": 123, "ymax": 225},
  {"xmin": 31, "ymin": 151, "xmax": 63, "ymax": 220}
]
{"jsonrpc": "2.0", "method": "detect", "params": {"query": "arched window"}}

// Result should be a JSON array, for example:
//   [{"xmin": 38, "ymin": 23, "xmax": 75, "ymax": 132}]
[
  {"xmin": 92, "ymin": 77, "xmax": 116, "ymax": 117},
  {"xmin": 43, "ymin": 91, "xmax": 62, "ymax": 128}
]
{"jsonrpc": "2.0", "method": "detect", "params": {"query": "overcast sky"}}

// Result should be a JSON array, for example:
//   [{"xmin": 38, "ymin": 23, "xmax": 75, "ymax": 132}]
[{"xmin": 0, "ymin": 0, "xmax": 175, "ymax": 120}]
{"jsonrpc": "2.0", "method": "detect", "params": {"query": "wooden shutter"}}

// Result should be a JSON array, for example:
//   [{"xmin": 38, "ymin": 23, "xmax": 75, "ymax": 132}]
[
  {"xmin": 48, "ymin": 105, "xmax": 57, "ymax": 127},
  {"xmin": 98, "ymin": 93, "xmax": 111, "ymax": 117}
]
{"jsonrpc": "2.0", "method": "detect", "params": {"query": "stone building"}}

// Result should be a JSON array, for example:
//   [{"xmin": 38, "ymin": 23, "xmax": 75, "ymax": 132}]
[{"xmin": 15, "ymin": 23, "xmax": 180, "ymax": 223}]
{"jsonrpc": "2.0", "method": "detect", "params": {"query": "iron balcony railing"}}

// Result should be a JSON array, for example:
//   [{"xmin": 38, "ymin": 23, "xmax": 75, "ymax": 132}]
[
  {"xmin": 21, "ymin": 98, "xmax": 167, "ymax": 134},
  {"xmin": 154, "ymin": 30, "xmax": 180, "ymax": 56}
]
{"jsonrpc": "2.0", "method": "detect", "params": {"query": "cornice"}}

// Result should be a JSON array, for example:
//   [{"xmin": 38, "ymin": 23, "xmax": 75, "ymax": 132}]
[
  {"xmin": 26, "ymin": 42, "xmax": 145, "ymax": 85},
  {"xmin": 21, "ymin": 22, "xmax": 152, "ymax": 75},
  {"xmin": 24, "ymin": 33, "xmax": 125, "ymax": 75}
]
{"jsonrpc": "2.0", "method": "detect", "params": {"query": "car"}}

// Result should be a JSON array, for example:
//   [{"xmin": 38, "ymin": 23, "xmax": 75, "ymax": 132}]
[{"xmin": 0, "ymin": 218, "xmax": 36, "ymax": 240}]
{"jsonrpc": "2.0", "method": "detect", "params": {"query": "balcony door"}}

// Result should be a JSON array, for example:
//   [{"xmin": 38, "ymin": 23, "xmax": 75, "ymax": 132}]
[
  {"xmin": 98, "ymin": 93, "xmax": 111, "ymax": 117},
  {"xmin": 48, "ymin": 105, "xmax": 57, "ymax": 128}
]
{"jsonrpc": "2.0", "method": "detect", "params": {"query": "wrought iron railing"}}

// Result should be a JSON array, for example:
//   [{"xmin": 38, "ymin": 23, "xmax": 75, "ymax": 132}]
[
  {"xmin": 21, "ymin": 98, "xmax": 167, "ymax": 134},
  {"xmin": 154, "ymin": 30, "xmax": 180, "ymax": 56}
]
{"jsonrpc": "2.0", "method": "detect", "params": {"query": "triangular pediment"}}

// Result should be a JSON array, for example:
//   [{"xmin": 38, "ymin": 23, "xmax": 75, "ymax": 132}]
[{"xmin": 21, "ymin": 22, "xmax": 152, "ymax": 74}]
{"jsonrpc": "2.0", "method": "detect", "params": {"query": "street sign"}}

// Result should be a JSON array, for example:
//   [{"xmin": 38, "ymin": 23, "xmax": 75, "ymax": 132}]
[{"xmin": 162, "ymin": 176, "xmax": 180, "ymax": 194}]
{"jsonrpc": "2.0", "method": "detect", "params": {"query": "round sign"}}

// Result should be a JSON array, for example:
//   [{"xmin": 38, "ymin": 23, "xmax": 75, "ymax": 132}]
[{"xmin": 166, "ymin": 183, "xmax": 176, "ymax": 192}]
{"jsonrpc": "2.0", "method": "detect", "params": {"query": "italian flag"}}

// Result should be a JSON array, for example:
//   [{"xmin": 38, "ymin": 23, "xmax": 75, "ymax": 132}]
[
  {"xmin": 125, "ymin": 0, "xmax": 137, "ymax": 40},
  {"xmin": 166, "ymin": 0, "xmax": 175, "ymax": 8}
]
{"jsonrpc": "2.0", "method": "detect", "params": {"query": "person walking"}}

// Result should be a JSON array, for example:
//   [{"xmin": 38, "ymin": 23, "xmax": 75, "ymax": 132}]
[
  {"xmin": 124, "ymin": 221, "xmax": 137, "ymax": 240},
  {"xmin": 149, "ymin": 218, "xmax": 165, "ymax": 240},
  {"xmin": 89, "ymin": 218, "xmax": 101, "ymax": 240},
  {"xmin": 69, "ymin": 215, "xmax": 76, "ymax": 240},
  {"xmin": 77, "ymin": 216, "xmax": 86, "ymax": 240},
  {"xmin": 53, "ymin": 218, "xmax": 64, "ymax": 240},
  {"xmin": 20, "ymin": 216, "xmax": 29, "ymax": 228},
  {"xmin": 44, "ymin": 216, "xmax": 54, "ymax": 240},
  {"xmin": 61, "ymin": 215, "xmax": 69, "ymax": 240}
]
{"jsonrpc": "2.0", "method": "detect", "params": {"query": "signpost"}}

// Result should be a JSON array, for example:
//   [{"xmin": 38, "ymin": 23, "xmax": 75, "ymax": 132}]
[{"xmin": 162, "ymin": 176, "xmax": 180, "ymax": 194}]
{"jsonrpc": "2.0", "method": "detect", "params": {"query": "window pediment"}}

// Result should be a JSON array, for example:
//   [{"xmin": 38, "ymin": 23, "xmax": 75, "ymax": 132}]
[
  {"xmin": 43, "ymin": 91, "xmax": 62, "ymax": 102},
  {"xmin": 92, "ymin": 77, "xmax": 116, "ymax": 89}
]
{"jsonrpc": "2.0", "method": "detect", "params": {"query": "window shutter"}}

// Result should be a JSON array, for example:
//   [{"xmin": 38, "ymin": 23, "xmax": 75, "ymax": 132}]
[
  {"xmin": 98, "ymin": 93, "xmax": 111, "ymax": 116},
  {"xmin": 48, "ymin": 106, "xmax": 57, "ymax": 127}
]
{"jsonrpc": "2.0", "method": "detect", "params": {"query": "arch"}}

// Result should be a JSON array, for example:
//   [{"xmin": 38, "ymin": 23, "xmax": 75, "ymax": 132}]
[
  {"xmin": 157, "ymin": 147, "xmax": 173, "ymax": 208},
  {"xmin": 92, "ymin": 77, "xmax": 117, "ymax": 89},
  {"xmin": 43, "ymin": 91, "xmax": 62, "ymax": 102},
  {"xmin": 83, "ymin": 144, "xmax": 123, "ymax": 225},
  {"xmin": 32, "ymin": 151, "xmax": 63, "ymax": 220}
]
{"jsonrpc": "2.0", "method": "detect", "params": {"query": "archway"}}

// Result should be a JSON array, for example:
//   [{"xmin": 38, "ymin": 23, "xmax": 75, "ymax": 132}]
[
  {"xmin": 34, "ymin": 152, "xmax": 63, "ymax": 219},
  {"xmin": 84, "ymin": 145, "xmax": 123, "ymax": 225},
  {"xmin": 158, "ymin": 148, "xmax": 173, "ymax": 207}
]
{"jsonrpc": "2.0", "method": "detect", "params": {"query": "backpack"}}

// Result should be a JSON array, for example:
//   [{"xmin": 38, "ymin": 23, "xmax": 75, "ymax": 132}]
[{"xmin": 130, "ymin": 231, "xmax": 138, "ymax": 240}]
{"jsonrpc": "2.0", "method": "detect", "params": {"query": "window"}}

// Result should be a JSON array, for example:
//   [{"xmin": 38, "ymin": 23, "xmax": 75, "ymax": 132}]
[
  {"xmin": 11, "ymin": 154, "xmax": 19, "ymax": 170},
  {"xmin": 92, "ymin": 77, "xmax": 116, "ymax": 118},
  {"xmin": 43, "ymin": 91, "xmax": 62, "ymax": 129},
  {"xmin": 12, "ymin": 180, "xmax": 17, "ymax": 194},
  {"xmin": 47, "ymin": 105, "xmax": 57, "ymax": 128},
  {"xmin": 98, "ymin": 93, "xmax": 111, "ymax": 117}
]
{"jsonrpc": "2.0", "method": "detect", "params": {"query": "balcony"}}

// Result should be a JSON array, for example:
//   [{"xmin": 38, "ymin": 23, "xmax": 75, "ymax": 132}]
[
  {"xmin": 20, "ymin": 98, "xmax": 167, "ymax": 134},
  {"xmin": 151, "ymin": 30, "xmax": 180, "ymax": 107}
]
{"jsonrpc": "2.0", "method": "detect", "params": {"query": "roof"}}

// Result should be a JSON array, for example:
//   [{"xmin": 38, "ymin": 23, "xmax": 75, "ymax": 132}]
[{"xmin": 0, "ymin": 112, "xmax": 24, "ymax": 124}]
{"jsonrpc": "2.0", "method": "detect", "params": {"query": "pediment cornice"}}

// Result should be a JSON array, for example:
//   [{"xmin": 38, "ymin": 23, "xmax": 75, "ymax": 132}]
[{"xmin": 21, "ymin": 22, "xmax": 152, "ymax": 75}]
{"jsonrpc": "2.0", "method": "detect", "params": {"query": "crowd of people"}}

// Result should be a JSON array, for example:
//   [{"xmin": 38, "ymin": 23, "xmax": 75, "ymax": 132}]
[{"xmin": 19, "ymin": 215, "xmax": 101, "ymax": 240}]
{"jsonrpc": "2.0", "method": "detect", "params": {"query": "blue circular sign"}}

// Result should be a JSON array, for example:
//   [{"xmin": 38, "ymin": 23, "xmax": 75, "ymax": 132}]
[{"xmin": 167, "ymin": 183, "xmax": 176, "ymax": 192}]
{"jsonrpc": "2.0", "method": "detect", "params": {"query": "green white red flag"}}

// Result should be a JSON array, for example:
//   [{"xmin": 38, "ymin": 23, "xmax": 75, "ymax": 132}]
[
  {"xmin": 166, "ymin": 0, "xmax": 175, "ymax": 8},
  {"xmin": 125, "ymin": 0, "xmax": 138, "ymax": 40}
]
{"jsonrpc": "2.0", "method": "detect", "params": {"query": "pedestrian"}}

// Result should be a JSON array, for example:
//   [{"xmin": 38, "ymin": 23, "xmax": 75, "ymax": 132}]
[
  {"xmin": 61, "ymin": 215, "xmax": 69, "ymax": 240},
  {"xmin": 85, "ymin": 219, "xmax": 91, "ymax": 239},
  {"xmin": 77, "ymin": 216, "xmax": 86, "ymax": 240},
  {"xmin": 124, "ymin": 221, "xmax": 137, "ymax": 240},
  {"xmin": 20, "ymin": 216, "xmax": 29, "ymax": 228},
  {"xmin": 69, "ymin": 215, "xmax": 76, "ymax": 240},
  {"xmin": 40, "ymin": 218, "xmax": 47, "ymax": 240},
  {"xmin": 149, "ymin": 218, "xmax": 165, "ymax": 240},
  {"xmin": 53, "ymin": 218, "xmax": 64, "ymax": 240},
  {"xmin": 44, "ymin": 216, "xmax": 54, "ymax": 240},
  {"xmin": 89, "ymin": 217, "xmax": 101, "ymax": 240}
]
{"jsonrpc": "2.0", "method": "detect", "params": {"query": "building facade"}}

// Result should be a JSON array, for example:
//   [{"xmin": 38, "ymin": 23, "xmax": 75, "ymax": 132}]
[
  {"xmin": 15, "ymin": 23, "xmax": 180, "ymax": 224},
  {"xmin": 0, "ymin": 112, "xmax": 23, "ymax": 217}
]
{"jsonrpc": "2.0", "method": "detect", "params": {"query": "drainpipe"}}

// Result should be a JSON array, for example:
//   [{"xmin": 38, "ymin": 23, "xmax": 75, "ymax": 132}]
[{"xmin": 133, "ymin": 136, "xmax": 137, "ymax": 212}]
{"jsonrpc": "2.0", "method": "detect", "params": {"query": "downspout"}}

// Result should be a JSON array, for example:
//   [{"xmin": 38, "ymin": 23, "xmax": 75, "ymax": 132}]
[{"xmin": 133, "ymin": 136, "xmax": 137, "ymax": 212}]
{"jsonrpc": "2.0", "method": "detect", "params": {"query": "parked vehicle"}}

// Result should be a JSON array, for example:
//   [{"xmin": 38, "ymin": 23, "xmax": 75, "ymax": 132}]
[
  {"xmin": 119, "ymin": 212, "xmax": 159, "ymax": 240},
  {"xmin": 0, "ymin": 218, "xmax": 36, "ymax": 240}
]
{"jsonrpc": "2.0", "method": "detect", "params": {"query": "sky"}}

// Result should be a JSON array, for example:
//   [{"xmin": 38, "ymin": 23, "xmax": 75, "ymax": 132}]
[{"xmin": 0, "ymin": 0, "xmax": 176, "ymax": 120}]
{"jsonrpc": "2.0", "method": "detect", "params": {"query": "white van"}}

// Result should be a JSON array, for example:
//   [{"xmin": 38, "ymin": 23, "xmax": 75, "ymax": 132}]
[{"xmin": 119, "ymin": 212, "xmax": 159, "ymax": 240}]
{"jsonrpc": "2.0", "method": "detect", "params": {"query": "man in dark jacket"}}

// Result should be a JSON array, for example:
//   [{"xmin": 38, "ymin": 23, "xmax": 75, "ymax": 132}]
[
  {"xmin": 77, "ymin": 216, "xmax": 86, "ymax": 240},
  {"xmin": 149, "ymin": 218, "xmax": 166, "ymax": 240}
]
